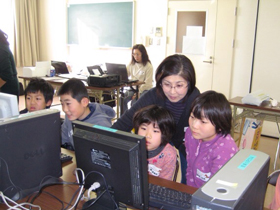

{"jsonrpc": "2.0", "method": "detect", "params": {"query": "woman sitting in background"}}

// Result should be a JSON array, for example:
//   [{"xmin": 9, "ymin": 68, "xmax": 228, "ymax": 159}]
[{"xmin": 122, "ymin": 44, "xmax": 153, "ymax": 113}]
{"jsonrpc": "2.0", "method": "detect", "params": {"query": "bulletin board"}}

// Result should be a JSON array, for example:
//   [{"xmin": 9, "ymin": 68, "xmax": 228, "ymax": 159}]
[{"xmin": 67, "ymin": 2, "xmax": 133, "ymax": 48}]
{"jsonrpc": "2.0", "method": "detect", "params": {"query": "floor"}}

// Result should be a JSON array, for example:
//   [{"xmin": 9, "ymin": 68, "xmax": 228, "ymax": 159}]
[{"xmin": 18, "ymin": 95, "xmax": 278, "ymax": 209}]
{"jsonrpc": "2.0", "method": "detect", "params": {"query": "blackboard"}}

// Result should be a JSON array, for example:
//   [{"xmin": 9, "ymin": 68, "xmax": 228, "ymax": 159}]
[{"xmin": 67, "ymin": 2, "xmax": 133, "ymax": 48}]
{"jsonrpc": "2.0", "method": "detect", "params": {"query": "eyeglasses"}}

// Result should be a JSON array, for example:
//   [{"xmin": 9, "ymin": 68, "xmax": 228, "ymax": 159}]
[
  {"xmin": 161, "ymin": 82, "xmax": 188, "ymax": 92},
  {"xmin": 132, "ymin": 53, "xmax": 141, "ymax": 57}
]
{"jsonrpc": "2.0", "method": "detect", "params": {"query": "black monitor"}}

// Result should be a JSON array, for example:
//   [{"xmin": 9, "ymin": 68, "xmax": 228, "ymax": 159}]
[
  {"xmin": 0, "ymin": 109, "xmax": 62, "ymax": 201},
  {"xmin": 72, "ymin": 121, "xmax": 149, "ymax": 210}
]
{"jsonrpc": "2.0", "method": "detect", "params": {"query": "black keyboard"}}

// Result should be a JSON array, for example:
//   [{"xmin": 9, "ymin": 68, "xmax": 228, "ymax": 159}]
[
  {"xmin": 149, "ymin": 183, "xmax": 192, "ymax": 210},
  {"xmin": 60, "ymin": 153, "xmax": 73, "ymax": 163}
]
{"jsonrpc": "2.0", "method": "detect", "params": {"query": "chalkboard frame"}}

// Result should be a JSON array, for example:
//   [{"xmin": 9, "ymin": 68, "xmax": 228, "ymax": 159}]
[{"xmin": 67, "ymin": 2, "xmax": 134, "ymax": 48}]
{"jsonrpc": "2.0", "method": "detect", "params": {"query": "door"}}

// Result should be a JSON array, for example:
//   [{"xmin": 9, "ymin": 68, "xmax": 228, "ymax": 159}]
[{"xmin": 167, "ymin": 0, "xmax": 217, "ymax": 93}]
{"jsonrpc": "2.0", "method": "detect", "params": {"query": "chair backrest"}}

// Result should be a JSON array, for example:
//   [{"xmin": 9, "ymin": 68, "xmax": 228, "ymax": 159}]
[{"xmin": 172, "ymin": 147, "xmax": 182, "ymax": 183}]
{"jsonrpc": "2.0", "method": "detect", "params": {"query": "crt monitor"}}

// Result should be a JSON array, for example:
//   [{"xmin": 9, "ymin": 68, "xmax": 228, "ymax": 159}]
[
  {"xmin": 0, "ymin": 109, "xmax": 62, "ymax": 201},
  {"xmin": 72, "ymin": 121, "xmax": 149, "ymax": 210},
  {"xmin": 0, "ymin": 92, "xmax": 19, "ymax": 119}
]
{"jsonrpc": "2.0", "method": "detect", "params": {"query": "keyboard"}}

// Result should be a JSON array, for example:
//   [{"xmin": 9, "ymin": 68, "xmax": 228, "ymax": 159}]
[
  {"xmin": 60, "ymin": 152, "xmax": 73, "ymax": 163},
  {"xmin": 149, "ymin": 183, "xmax": 192, "ymax": 210}
]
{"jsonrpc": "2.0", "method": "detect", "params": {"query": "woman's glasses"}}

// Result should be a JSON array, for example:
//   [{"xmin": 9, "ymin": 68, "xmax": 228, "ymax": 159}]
[{"xmin": 161, "ymin": 82, "xmax": 188, "ymax": 92}]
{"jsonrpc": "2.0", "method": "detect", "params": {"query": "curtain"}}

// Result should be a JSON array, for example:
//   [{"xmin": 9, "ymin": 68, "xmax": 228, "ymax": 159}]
[{"xmin": 14, "ymin": 0, "xmax": 39, "ymax": 67}]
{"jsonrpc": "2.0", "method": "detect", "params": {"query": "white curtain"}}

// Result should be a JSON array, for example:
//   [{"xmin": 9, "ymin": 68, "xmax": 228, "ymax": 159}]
[{"xmin": 14, "ymin": 0, "xmax": 39, "ymax": 67}]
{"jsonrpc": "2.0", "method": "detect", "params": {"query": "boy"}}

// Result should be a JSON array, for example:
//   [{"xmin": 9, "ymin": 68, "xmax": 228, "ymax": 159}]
[
  {"xmin": 20, "ymin": 77, "xmax": 54, "ymax": 114},
  {"xmin": 57, "ymin": 78, "xmax": 115, "ymax": 150}
]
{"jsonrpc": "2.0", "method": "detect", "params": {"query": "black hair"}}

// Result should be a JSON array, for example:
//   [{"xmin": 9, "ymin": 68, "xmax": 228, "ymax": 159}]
[
  {"xmin": 133, "ymin": 105, "xmax": 176, "ymax": 146},
  {"xmin": 155, "ymin": 54, "xmax": 196, "ymax": 100},
  {"xmin": 130, "ymin": 44, "xmax": 151, "ymax": 66},
  {"xmin": 190, "ymin": 90, "xmax": 232, "ymax": 136},
  {"xmin": 57, "ymin": 78, "xmax": 88, "ymax": 102},
  {"xmin": 25, "ymin": 77, "xmax": 54, "ymax": 104}
]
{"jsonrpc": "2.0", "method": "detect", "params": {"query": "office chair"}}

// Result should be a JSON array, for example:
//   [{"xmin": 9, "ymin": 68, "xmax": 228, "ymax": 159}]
[{"xmin": 268, "ymin": 169, "xmax": 280, "ymax": 186}]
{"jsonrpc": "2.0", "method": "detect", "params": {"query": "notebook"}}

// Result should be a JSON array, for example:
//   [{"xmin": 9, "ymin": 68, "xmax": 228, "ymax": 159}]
[
  {"xmin": 51, "ymin": 61, "xmax": 69, "ymax": 74},
  {"xmin": 105, "ymin": 63, "xmax": 138, "ymax": 84},
  {"xmin": 87, "ymin": 65, "xmax": 104, "ymax": 76}
]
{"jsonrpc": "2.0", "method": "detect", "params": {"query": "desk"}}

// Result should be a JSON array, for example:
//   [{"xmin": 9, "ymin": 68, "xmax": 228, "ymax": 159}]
[
  {"xmin": 19, "ymin": 76, "xmax": 144, "ymax": 119},
  {"xmin": 229, "ymin": 96, "xmax": 280, "ymax": 169},
  {"xmin": 0, "ymin": 148, "xmax": 196, "ymax": 210}
]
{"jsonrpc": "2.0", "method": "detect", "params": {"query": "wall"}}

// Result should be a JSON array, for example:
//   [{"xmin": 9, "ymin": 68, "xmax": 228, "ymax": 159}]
[
  {"xmin": 251, "ymin": 0, "xmax": 280, "ymax": 137},
  {"xmin": 230, "ymin": 0, "xmax": 258, "ymax": 98}
]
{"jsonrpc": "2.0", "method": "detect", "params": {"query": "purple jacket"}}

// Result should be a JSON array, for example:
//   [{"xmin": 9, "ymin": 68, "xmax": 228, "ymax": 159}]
[{"xmin": 185, "ymin": 128, "xmax": 238, "ymax": 188}]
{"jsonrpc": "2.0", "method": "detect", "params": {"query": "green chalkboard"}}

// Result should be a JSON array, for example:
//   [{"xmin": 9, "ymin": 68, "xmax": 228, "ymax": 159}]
[{"xmin": 67, "ymin": 2, "xmax": 133, "ymax": 48}]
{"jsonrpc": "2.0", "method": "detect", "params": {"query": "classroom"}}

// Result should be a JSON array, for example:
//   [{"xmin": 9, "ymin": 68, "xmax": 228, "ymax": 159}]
[{"xmin": 0, "ymin": 0, "xmax": 280, "ymax": 209}]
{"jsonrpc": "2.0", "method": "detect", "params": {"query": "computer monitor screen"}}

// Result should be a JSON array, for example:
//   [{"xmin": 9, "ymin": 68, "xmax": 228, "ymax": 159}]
[
  {"xmin": 0, "ymin": 92, "xmax": 19, "ymax": 119},
  {"xmin": 0, "ymin": 109, "xmax": 62, "ymax": 201},
  {"xmin": 72, "ymin": 121, "xmax": 149, "ymax": 210}
]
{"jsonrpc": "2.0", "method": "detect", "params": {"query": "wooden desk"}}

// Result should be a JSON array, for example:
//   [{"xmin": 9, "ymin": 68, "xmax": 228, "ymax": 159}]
[
  {"xmin": 0, "ymin": 149, "xmax": 196, "ymax": 210},
  {"xmin": 229, "ymin": 96, "xmax": 280, "ymax": 169},
  {"xmin": 19, "ymin": 76, "xmax": 144, "ymax": 119}
]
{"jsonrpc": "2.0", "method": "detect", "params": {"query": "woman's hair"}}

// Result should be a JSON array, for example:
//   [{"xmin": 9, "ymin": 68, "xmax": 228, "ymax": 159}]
[
  {"xmin": 155, "ymin": 54, "xmax": 196, "ymax": 99},
  {"xmin": 190, "ymin": 90, "xmax": 232, "ymax": 136},
  {"xmin": 130, "ymin": 44, "xmax": 151, "ymax": 66},
  {"xmin": 0, "ymin": 29, "xmax": 9, "ymax": 45},
  {"xmin": 57, "ymin": 78, "xmax": 89, "ymax": 102},
  {"xmin": 133, "ymin": 105, "xmax": 176, "ymax": 146}
]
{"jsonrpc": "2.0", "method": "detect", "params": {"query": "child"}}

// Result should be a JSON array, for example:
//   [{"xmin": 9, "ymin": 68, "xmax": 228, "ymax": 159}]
[
  {"xmin": 57, "ymin": 78, "xmax": 115, "ymax": 150},
  {"xmin": 185, "ymin": 90, "xmax": 238, "ymax": 188},
  {"xmin": 20, "ymin": 77, "xmax": 54, "ymax": 114},
  {"xmin": 133, "ymin": 105, "xmax": 177, "ymax": 181}
]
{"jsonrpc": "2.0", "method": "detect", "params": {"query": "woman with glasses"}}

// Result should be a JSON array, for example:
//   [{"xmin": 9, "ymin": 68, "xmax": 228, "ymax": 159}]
[
  {"xmin": 112, "ymin": 54, "xmax": 200, "ymax": 183},
  {"xmin": 122, "ymin": 44, "xmax": 153, "ymax": 113}
]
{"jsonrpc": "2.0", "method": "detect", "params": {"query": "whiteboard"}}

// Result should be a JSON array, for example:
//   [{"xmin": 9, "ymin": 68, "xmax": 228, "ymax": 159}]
[{"xmin": 67, "ymin": 2, "xmax": 133, "ymax": 48}]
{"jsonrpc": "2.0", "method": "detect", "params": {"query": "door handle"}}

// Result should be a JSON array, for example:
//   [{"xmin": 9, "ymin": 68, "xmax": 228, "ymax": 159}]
[{"xmin": 203, "ymin": 56, "xmax": 213, "ymax": 64}]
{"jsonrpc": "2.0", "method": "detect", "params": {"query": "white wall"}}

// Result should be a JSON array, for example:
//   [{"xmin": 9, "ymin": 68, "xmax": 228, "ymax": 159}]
[
  {"xmin": 212, "ymin": 0, "xmax": 237, "ymax": 97},
  {"xmin": 230, "ymin": 0, "xmax": 258, "ymax": 98}
]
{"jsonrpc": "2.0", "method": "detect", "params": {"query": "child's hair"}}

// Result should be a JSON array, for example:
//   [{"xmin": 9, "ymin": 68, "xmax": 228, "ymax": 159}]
[
  {"xmin": 25, "ymin": 77, "xmax": 54, "ymax": 104},
  {"xmin": 57, "ymin": 78, "xmax": 88, "ymax": 102},
  {"xmin": 133, "ymin": 105, "xmax": 176, "ymax": 146},
  {"xmin": 191, "ymin": 90, "xmax": 232, "ymax": 136}
]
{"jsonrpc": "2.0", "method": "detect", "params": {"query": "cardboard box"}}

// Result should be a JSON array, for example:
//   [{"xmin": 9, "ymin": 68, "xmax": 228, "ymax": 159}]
[{"xmin": 238, "ymin": 117, "xmax": 263, "ymax": 150}]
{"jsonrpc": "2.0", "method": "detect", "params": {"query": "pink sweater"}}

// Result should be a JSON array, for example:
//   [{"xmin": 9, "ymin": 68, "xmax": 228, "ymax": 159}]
[{"xmin": 148, "ymin": 143, "xmax": 177, "ymax": 181}]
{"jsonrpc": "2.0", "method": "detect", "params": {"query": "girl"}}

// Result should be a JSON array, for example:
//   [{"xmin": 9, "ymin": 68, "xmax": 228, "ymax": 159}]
[
  {"xmin": 133, "ymin": 105, "xmax": 177, "ymax": 181},
  {"xmin": 185, "ymin": 90, "xmax": 238, "ymax": 188}
]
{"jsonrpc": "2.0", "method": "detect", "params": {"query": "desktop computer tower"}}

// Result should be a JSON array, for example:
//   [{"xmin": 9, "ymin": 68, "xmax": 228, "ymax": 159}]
[{"xmin": 191, "ymin": 149, "xmax": 270, "ymax": 210}]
